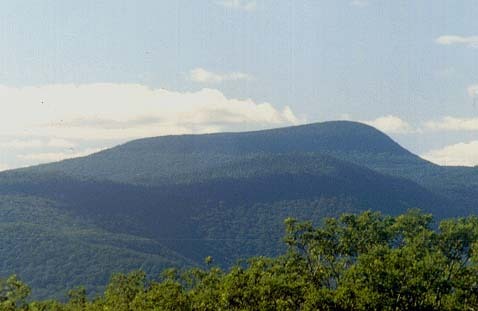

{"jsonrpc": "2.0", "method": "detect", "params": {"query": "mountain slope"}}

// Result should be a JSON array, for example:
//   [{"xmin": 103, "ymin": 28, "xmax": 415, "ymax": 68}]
[
  {"xmin": 0, "ymin": 121, "xmax": 475, "ymax": 298},
  {"xmin": 27, "ymin": 120, "xmax": 472, "ymax": 212},
  {"xmin": 0, "ymin": 153, "xmax": 451, "ymax": 264},
  {"xmin": 0, "ymin": 195, "xmax": 191, "ymax": 299},
  {"xmin": 28, "ymin": 121, "xmax": 421, "ymax": 185}
]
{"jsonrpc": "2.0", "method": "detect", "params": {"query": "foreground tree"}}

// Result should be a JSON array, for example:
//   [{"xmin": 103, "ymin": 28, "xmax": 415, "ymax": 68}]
[
  {"xmin": 0, "ymin": 275, "xmax": 30, "ymax": 311},
  {"xmin": 3, "ymin": 209, "xmax": 478, "ymax": 310}
]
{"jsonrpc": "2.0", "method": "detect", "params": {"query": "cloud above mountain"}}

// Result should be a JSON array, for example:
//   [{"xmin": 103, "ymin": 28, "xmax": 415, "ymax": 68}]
[
  {"xmin": 3, "ymin": 82, "xmax": 478, "ymax": 169},
  {"xmin": 0, "ymin": 138, "xmax": 76, "ymax": 150},
  {"xmin": 361, "ymin": 115, "xmax": 478, "ymax": 166},
  {"xmin": 362, "ymin": 115, "xmax": 415, "ymax": 134},
  {"xmin": 0, "ymin": 83, "xmax": 302, "ymax": 167},
  {"xmin": 0, "ymin": 163, "xmax": 9, "ymax": 172},
  {"xmin": 0, "ymin": 83, "xmax": 301, "ymax": 140},
  {"xmin": 17, "ymin": 147, "xmax": 104, "ymax": 164},
  {"xmin": 422, "ymin": 141, "xmax": 478, "ymax": 166}
]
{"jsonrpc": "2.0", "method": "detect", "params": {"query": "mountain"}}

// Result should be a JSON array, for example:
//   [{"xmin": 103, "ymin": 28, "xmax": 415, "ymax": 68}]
[
  {"xmin": 0, "ymin": 193, "xmax": 193, "ymax": 299},
  {"xmin": 0, "ymin": 121, "xmax": 475, "ymax": 298},
  {"xmin": 26, "ymin": 121, "xmax": 421, "ymax": 185}
]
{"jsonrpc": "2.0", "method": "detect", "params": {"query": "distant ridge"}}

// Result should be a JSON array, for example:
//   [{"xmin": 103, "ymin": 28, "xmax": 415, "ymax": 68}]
[
  {"xmin": 0, "ymin": 120, "xmax": 477, "ymax": 298},
  {"xmin": 115, "ymin": 120, "xmax": 413, "ymax": 155},
  {"xmin": 27, "ymin": 121, "xmax": 421, "ymax": 185}
]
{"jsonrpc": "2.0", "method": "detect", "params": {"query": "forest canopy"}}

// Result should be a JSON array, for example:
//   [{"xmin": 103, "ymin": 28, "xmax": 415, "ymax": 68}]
[{"xmin": 6, "ymin": 210, "xmax": 478, "ymax": 310}]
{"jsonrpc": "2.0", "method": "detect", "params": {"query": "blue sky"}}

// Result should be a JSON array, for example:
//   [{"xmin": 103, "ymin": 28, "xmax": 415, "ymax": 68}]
[{"xmin": 1, "ymin": 0, "xmax": 478, "ymax": 169}]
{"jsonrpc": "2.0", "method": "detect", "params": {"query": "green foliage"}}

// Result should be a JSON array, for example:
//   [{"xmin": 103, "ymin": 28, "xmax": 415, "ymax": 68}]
[
  {"xmin": 1, "ymin": 120, "xmax": 478, "ymax": 300},
  {"xmin": 0, "ymin": 275, "xmax": 30, "ymax": 310},
  {"xmin": 0, "ymin": 195, "xmax": 189, "ymax": 300},
  {"xmin": 0, "ymin": 210, "xmax": 477, "ymax": 310}
]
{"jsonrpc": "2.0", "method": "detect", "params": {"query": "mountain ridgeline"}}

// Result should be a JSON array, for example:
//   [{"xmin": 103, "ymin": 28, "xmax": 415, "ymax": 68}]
[{"xmin": 1, "ymin": 121, "xmax": 477, "ymax": 298}]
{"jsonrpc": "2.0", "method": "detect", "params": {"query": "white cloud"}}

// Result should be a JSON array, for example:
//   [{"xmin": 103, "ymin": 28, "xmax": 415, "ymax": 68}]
[
  {"xmin": 422, "ymin": 141, "xmax": 478, "ymax": 166},
  {"xmin": 435, "ymin": 35, "xmax": 478, "ymax": 48},
  {"xmin": 17, "ymin": 148, "xmax": 105, "ymax": 165},
  {"xmin": 422, "ymin": 85, "xmax": 478, "ymax": 132},
  {"xmin": 0, "ymin": 163, "xmax": 10, "ymax": 172},
  {"xmin": 350, "ymin": 0, "xmax": 369, "ymax": 7},
  {"xmin": 338, "ymin": 113, "xmax": 352, "ymax": 120},
  {"xmin": 217, "ymin": 0, "xmax": 256, "ymax": 11},
  {"xmin": 0, "ymin": 139, "xmax": 44, "ymax": 149},
  {"xmin": 468, "ymin": 84, "xmax": 478, "ymax": 98},
  {"xmin": 424, "ymin": 117, "xmax": 478, "ymax": 132},
  {"xmin": 0, "ymin": 84, "xmax": 302, "ymax": 161},
  {"xmin": 362, "ymin": 115, "xmax": 414, "ymax": 134},
  {"xmin": 0, "ymin": 83, "xmax": 302, "ymax": 170},
  {"xmin": 47, "ymin": 138, "xmax": 76, "ymax": 148},
  {"xmin": 189, "ymin": 68, "xmax": 252, "ymax": 84},
  {"xmin": 0, "ymin": 138, "xmax": 76, "ymax": 149}
]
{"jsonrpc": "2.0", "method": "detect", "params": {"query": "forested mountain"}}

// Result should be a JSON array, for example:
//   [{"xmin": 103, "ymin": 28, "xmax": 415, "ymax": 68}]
[
  {"xmin": 26, "ymin": 121, "xmax": 422, "ymax": 185},
  {"xmin": 12, "ymin": 210, "xmax": 478, "ymax": 311},
  {"xmin": 0, "ymin": 121, "xmax": 477, "ymax": 298}
]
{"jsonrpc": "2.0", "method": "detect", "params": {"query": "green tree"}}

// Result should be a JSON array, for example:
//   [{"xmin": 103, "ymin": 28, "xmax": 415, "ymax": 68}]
[
  {"xmin": 14, "ymin": 210, "xmax": 478, "ymax": 310},
  {"xmin": 0, "ymin": 275, "xmax": 31, "ymax": 311},
  {"xmin": 103, "ymin": 270, "xmax": 146, "ymax": 311}
]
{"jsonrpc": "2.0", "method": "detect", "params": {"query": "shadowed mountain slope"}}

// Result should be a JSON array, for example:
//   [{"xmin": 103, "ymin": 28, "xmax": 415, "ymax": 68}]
[
  {"xmin": 0, "ymin": 121, "xmax": 475, "ymax": 298},
  {"xmin": 28, "ymin": 121, "xmax": 423, "ymax": 185}
]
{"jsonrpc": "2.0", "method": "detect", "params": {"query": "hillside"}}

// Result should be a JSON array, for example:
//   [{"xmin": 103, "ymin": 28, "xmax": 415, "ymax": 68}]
[
  {"xmin": 0, "ymin": 195, "xmax": 191, "ymax": 299},
  {"xmin": 0, "ymin": 121, "xmax": 475, "ymax": 298},
  {"xmin": 27, "ymin": 120, "xmax": 478, "ymax": 211},
  {"xmin": 27, "ymin": 121, "xmax": 422, "ymax": 185}
]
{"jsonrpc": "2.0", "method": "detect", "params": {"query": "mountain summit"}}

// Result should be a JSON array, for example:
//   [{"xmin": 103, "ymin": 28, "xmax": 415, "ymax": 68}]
[
  {"xmin": 0, "ymin": 121, "xmax": 476, "ymax": 298},
  {"xmin": 28, "ymin": 121, "xmax": 419, "ymax": 185}
]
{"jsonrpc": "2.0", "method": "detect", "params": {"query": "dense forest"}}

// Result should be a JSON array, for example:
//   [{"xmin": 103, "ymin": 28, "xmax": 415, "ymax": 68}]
[
  {"xmin": 4, "ymin": 210, "xmax": 478, "ymax": 310},
  {"xmin": 2, "ymin": 121, "xmax": 478, "ymax": 298}
]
